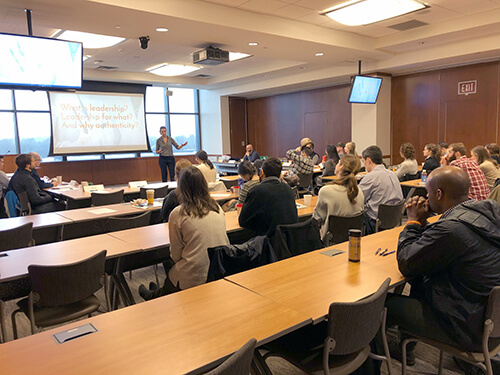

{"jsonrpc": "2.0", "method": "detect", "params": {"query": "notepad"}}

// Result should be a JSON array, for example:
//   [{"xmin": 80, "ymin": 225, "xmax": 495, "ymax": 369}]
[
  {"xmin": 88, "ymin": 208, "xmax": 117, "ymax": 215},
  {"xmin": 320, "ymin": 249, "xmax": 345, "ymax": 257},
  {"xmin": 296, "ymin": 203, "xmax": 307, "ymax": 209}
]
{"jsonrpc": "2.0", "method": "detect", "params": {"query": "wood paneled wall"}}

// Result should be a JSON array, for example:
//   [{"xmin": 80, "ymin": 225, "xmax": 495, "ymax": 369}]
[
  {"xmin": 232, "ymin": 85, "xmax": 352, "ymax": 158},
  {"xmin": 229, "ymin": 97, "xmax": 247, "ymax": 158},
  {"xmin": 392, "ymin": 61, "xmax": 500, "ymax": 164},
  {"xmin": 2, "ymin": 155, "xmax": 196, "ymax": 185}
]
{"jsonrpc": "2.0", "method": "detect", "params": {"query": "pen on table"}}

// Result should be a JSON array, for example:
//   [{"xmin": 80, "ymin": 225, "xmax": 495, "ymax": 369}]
[
  {"xmin": 382, "ymin": 250, "xmax": 395, "ymax": 257},
  {"xmin": 379, "ymin": 248, "xmax": 389, "ymax": 256},
  {"xmin": 375, "ymin": 247, "xmax": 382, "ymax": 255}
]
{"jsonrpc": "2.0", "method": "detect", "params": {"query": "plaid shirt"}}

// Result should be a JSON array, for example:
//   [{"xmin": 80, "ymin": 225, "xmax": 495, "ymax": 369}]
[
  {"xmin": 286, "ymin": 149, "xmax": 314, "ymax": 176},
  {"xmin": 450, "ymin": 156, "xmax": 490, "ymax": 201}
]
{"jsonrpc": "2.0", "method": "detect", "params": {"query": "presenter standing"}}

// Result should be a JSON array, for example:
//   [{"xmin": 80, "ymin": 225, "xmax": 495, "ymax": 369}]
[{"xmin": 156, "ymin": 126, "xmax": 187, "ymax": 182}]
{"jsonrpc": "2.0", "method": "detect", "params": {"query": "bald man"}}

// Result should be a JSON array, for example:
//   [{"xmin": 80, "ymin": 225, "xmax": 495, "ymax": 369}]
[
  {"xmin": 29, "ymin": 152, "xmax": 57, "ymax": 189},
  {"xmin": 386, "ymin": 166, "xmax": 500, "ymax": 365}
]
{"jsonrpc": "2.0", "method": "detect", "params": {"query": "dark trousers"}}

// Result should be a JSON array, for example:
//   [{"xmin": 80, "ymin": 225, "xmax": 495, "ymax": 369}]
[
  {"xmin": 364, "ymin": 213, "xmax": 377, "ymax": 235},
  {"xmin": 159, "ymin": 156, "xmax": 175, "ymax": 182}
]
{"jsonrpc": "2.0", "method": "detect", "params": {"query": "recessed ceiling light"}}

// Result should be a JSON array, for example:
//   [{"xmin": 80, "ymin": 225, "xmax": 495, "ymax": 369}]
[
  {"xmin": 315, "ymin": 52, "xmax": 324, "ymax": 56},
  {"xmin": 323, "ymin": 0, "xmax": 428, "ymax": 26},
  {"xmin": 115, "ymin": 25, "xmax": 121, "ymax": 29},
  {"xmin": 229, "ymin": 52, "xmax": 251, "ymax": 62},
  {"xmin": 147, "ymin": 63, "xmax": 201, "ymax": 77},
  {"xmin": 156, "ymin": 27, "xmax": 169, "ymax": 32},
  {"xmin": 248, "ymin": 42, "xmax": 258, "ymax": 46},
  {"xmin": 56, "ymin": 30, "xmax": 126, "ymax": 49}
]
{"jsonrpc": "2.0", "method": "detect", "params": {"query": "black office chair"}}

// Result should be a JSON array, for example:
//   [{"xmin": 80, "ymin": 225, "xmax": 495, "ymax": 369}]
[
  {"xmin": 376, "ymin": 200, "xmax": 405, "ymax": 232},
  {"xmin": 0, "ymin": 222, "xmax": 35, "ymax": 251},
  {"xmin": 91, "ymin": 189, "xmax": 124, "ymax": 206},
  {"xmin": 11, "ymin": 250, "xmax": 106, "ymax": 338},
  {"xmin": 261, "ymin": 278, "xmax": 394, "ymax": 375},
  {"xmin": 108, "ymin": 211, "xmax": 152, "ymax": 232},
  {"xmin": 204, "ymin": 338, "xmax": 257, "ymax": 375},
  {"xmin": 327, "ymin": 213, "xmax": 365, "ymax": 246},
  {"xmin": 273, "ymin": 218, "xmax": 323, "ymax": 260},
  {"xmin": 140, "ymin": 185, "xmax": 170, "ymax": 199},
  {"xmin": 297, "ymin": 173, "xmax": 313, "ymax": 197}
]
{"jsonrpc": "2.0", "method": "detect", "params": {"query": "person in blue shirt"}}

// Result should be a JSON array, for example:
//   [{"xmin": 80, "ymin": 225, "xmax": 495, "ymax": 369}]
[{"xmin": 242, "ymin": 144, "xmax": 260, "ymax": 162}]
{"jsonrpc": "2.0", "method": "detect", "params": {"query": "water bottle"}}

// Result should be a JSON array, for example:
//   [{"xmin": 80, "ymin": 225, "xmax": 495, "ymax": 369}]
[{"xmin": 421, "ymin": 169, "xmax": 427, "ymax": 183}]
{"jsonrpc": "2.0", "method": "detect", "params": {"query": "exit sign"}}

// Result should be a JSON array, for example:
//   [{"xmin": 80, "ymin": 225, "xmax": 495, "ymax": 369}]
[{"xmin": 458, "ymin": 80, "xmax": 477, "ymax": 95}]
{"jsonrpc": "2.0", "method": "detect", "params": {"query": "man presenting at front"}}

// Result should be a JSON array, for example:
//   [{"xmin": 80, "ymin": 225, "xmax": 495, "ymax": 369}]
[{"xmin": 386, "ymin": 166, "xmax": 500, "ymax": 365}]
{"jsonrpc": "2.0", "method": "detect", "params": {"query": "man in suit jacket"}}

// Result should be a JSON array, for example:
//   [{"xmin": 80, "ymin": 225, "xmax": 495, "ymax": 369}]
[{"xmin": 239, "ymin": 157, "xmax": 298, "ymax": 237}]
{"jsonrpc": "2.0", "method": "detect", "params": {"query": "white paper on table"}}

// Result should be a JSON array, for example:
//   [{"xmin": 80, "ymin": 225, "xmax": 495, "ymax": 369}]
[
  {"xmin": 211, "ymin": 193, "xmax": 231, "ymax": 198},
  {"xmin": 296, "ymin": 203, "xmax": 307, "ymax": 209},
  {"xmin": 88, "ymin": 208, "xmax": 117, "ymax": 215}
]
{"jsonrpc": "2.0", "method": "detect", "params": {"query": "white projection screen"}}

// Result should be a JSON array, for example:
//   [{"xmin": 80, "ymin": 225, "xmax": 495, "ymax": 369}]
[{"xmin": 49, "ymin": 91, "xmax": 149, "ymax": 155}]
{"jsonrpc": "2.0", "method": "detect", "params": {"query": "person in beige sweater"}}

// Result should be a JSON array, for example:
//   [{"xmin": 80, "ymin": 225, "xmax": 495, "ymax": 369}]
[
  {"xmin": 472, "ymin": 145, "xmax": 500, "ymax": 189},
  {"xmin": 139, "ymin": 166, "xmax": 229, "ymax": 300},
  {"xmin": 313, "ymin": 155, "xmax": 365, "ymax": 243}
]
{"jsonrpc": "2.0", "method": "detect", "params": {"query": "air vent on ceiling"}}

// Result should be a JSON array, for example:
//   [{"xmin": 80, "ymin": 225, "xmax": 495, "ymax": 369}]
[
  {"xmin": 388, "ymin": 20, "xmax": 428, "ymax": 31},
  {"xmin": 96, "ymin": 65, "xmax": 118, "ymax": 70},
  {"xmin": 194, "ymin": 74, "xmax": 211, "ymax": 78}
]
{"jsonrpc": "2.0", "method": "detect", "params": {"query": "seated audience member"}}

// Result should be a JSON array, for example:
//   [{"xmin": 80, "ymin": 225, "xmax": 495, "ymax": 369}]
[
  {"xmin": 359, "ymin": 145, "xmax": 404, "ymax": 234},
  {"xmin": 441, "ymin": 142, "xmax": 490, "ymax": 200},
  {"xmin": 239, "ymin": 157, "xmax": 298, "ymax": 237},
  {"xmin": 286, "ymin": 145, "xmax": 314, "ymax": 177},
  {"xmin": 305, "ymin": 143, "xmax": 320, "ymax": 165},
  {"xmin": 313, "ymin": 155, "xmax": 364, "ymax": 242},
  {"xmin": 160, "ymin": 159, "xmax": 192, "ymax": 222},
  {"xmin": 139, "ymin": 166, "xmax": 229, "ymax": 300},
  {"xmin": 224, "ymin": 161, "xmax": 260, "ymax": 212},
  {"xmin": 395, "ymin": 142, "xmax": 418, "ymax": 180},
  {"xmin": 242, "ymin": 144, "xmax": 260, "ymax": 163},
  {"xmin": 29, "ymin": 152, "xmax": 58, "ymax": 189},
  {"xmin": 195, "ymin": 150, "xmax": 217, "ymax": 184},
  {"xmin": 8, "ymin": 154, "xmax": 65, "ymax": 214},
  {"xmin": 471, "ymin": 145, "xmax": 500, "ymax": 190},
  {"xmin": 421, "ymin": 143, "xmax": 440, "ymax": 173},
  {"xmin": 336, "ymin": 142, "xmax": 345, "ymax": 157},
  {"xmin": 315, "ymin": 145, "xmax": 340, "ymax": 187},
  {"xmin": 0, "ymin": 155, "xmax": 9, "ymax": 218},
  {"xmin": 344, "ymin": 141, "xmax": 358, "ymax": 157},
  {"xmin": 437, "ymin": 142, "xmax": 448, "ymax": 157},
  {"xmin": 486, "ymin": 143, "xmax": 500, "ymax": 164},
  {"xmin": 386, "ymin": 166, "xmax": 500, "ymax": 365}
]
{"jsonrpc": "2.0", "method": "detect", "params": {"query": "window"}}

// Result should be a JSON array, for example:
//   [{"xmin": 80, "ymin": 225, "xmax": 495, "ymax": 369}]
[
  {"xmin": 0, "ymin": 86, "xmax": 200, "ymax": 160},
  {"xmin": 143, "ymin": 87, "xmax": 200, "ymax": 156}
]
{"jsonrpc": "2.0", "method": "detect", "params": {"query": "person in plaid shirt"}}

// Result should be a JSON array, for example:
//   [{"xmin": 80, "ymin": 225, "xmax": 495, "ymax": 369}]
[
  {"xmin": 441, "ymin": 142, "xmax": 490, "ymax": 200},
  {"xmin": 286, "ymin": 145, "xmax": 314, "ymax": 176}
]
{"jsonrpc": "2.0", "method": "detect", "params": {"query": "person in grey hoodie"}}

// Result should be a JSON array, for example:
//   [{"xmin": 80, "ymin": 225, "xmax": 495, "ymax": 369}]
[{"xmin": 386, "ymin": 166, "xmax": 500, "ymax": 364}]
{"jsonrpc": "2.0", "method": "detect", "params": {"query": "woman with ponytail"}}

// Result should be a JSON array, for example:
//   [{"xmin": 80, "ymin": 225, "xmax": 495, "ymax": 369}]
[
  {"xmin": 195, "ymin": 150, "xmax": 217, "ymax": 184},
  {"xmin": 313, "ymin": 154, "xmax": 364, "ymax": 242}
]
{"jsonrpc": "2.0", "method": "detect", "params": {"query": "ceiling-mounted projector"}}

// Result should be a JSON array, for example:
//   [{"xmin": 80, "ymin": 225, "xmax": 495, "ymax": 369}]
[{"xmin": 193, "ymin": 46, "xmax": 229, "ymax": 65}]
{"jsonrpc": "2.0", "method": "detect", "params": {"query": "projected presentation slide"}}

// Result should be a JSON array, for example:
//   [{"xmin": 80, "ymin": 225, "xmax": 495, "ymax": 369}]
[
  {"xmin": 0, "ymin": 33, "xmax": 82, "ymax": 88},
  {"xmin": 49, "ymin": 91, "xmax": 149, "ymax": 155}
]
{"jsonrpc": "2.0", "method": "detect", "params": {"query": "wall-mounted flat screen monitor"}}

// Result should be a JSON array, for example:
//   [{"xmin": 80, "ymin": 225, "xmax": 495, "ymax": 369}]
[
  {"xmin": 348, "ymin": 75, "xmax": 383, "ymax": 104},
  {"xmin": 0, "ymin": 33, "xmax": 82, "ymax": 89},
  {"xmin": 49, "ymin": 91, "xmax": 150, "ymax": 155}
]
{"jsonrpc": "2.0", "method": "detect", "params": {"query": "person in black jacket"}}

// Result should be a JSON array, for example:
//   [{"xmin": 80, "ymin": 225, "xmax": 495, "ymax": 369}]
[
  {"xmin": 239, "ymin": 157, "xmax": 298, "ymax": 237},
  {"xmin": 8, "ymin": 154, "xmax": 65, "ymax": 214},
  {"xmin": 386, "ymin": 166, "xmax": 500, "ymax": 365},
  {"xmin": 421, "ymin": 143, "xmax": 440, "ymax": 174},
  {"xmin": 29, "ymin": 152, "xmax": 57, "ymax": 189}
]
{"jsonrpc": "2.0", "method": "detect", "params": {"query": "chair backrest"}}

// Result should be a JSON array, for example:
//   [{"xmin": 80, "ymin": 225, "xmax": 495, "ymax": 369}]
[
  {"xmin": 108, "ymin": 211, "xmax": 152, "ymax": 232},
  {"xmin": 327, "ymin": 278, "xmax": 391, "ymax": 355},
  {"xmin": 28, "ymin": 250, "xmax": 106, "ymax": 307},
  {"xmin": 0, "ymin": 222, "xmax": 34, "ymax": 251},
  {"xmin": 5, "ymin": 190, "xmax": 20, "ymax": 217},
  {"xmin": 486, "ymin": 286, "xmax": 500, "ymax": 338},
  {"xmin": 17, "ymin": 191, "xmax": 31, "ymax": 216},
  {"xmin": 376, "ymin": 200, "xmax": 405, "ymax": 232},
  {"xmin": 140, "ymin": 185, "xmax": 170, "ymax": 199},
  {"xmin": 328, "ymin": 213, "xmax": 365, "ymax": 245},
  {"xmin": 91, "ymin": 189, "xmax": 124, "ymax": 206},
  {"xmin": 399, "ymin": 173, "xmax": 419, "ymax": 182},
  {"xmin": 298, "ymin": 172, "xmax": 313, "ymax": 189},
  {"xmin": 274, "ymin": 218, "xmax": 323, "ymax": 259},
  {"xmin": 204, "ymin": 338, "xmax": 257, "ymax": 375}
]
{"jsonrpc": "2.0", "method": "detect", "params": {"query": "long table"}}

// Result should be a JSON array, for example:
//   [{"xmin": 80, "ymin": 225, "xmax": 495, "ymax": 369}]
[{"xmin": 0, "ymin": 280, "xmax": 311, "ymax": 375}]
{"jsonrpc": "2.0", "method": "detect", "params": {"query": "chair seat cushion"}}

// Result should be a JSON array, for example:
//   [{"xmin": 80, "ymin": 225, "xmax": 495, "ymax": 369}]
[{"xmin": 17, "ymin": 294, "xmax": 101, "ymax": 327}]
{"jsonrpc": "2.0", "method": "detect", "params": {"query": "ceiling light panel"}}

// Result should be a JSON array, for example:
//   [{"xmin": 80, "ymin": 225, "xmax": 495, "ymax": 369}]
[
  {"xmin": 323, "ymin": 0, "xmax": 428, "ymax": 26},
  {"xmin": 56, "ymin": 30, "xmax": 126, "ymax": 49},
  {"xmin": 229, "ymin": 52, "xmax": 251, "ymax": 61},
  {"xmin": 148, "ymin": 64, "xmax": 201, "ymax": 76}
]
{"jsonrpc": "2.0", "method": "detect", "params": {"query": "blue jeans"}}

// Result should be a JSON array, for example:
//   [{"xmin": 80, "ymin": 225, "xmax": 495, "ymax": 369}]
[{"xmin": 159, "ymin": 156, "xmax": 175, "ymax": 182}]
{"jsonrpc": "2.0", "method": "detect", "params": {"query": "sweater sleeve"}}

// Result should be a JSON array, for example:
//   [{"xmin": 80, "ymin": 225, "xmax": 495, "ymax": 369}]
[{"xmin": 312, "ymin": 188, "xmax": 328, "ymax": 226}]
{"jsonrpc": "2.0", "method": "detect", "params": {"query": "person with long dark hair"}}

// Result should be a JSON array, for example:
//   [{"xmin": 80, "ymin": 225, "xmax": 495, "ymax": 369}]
[
  {"xmin": 156, "ymin": 126, "xmax": 187, "ymax": 182},
  {"xmin": 139, "ymin": 166, "xmax": 229, "ymax": 300},
  {"xmin": 313, "ymin": 155, "xmax": 364, "ymax": 242},
  {"xmin": 422, "ymin": 143, "xmax": 440, "ymax": 173},
  {"xmin": 195, "ymin": 150, "xmax": 217, "ymax": 184}
]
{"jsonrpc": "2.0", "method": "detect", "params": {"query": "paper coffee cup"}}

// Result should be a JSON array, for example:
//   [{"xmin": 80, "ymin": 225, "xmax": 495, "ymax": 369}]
[
  {"xmin": 303, "ymin": 194, "xmax": 312, "ymax": 206},
  {"xmin": 56, "ymin": 175, "xmax": 62, "ymax": 184},
  {"xmin": 231, "ymin": 186, "xmax": 240, "ymax": 195},
  {"xmin": 146, "ymin": 189, "xmax": 155, "ymax": 205}
]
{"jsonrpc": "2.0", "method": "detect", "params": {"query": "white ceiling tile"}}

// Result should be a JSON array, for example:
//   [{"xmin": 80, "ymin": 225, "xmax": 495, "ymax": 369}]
[
  {"xmin": 298, "ymin": 12, "xmax": 332, "ymax": 25},
  {"xmin": 452, "ymin": 1, "xmax": 500, "ymax": 15},
  {"xmin": 409, "ymin": 5, "xmax": 462, "ymax": 23},
  {"xmin": 238, "ymin": 0, "xmax": 288, "ymax": 12},
  {"xmin": 201, "ymin": 0, "xmax": 250, "ymax": 6},
  {"xmin": 278, "ymin": 0, "xmax": 300, "ymax": 4},
  {"xmin": 352, "ymin": 25, "xmax": 399, "ymax": 38},
  {"xmin": 294, "ymin": 0, "xmax": 345, "ymax": 12},
  {"xmin": 272, "ymin": 4, "xmax": 314, "ymax": 18}
]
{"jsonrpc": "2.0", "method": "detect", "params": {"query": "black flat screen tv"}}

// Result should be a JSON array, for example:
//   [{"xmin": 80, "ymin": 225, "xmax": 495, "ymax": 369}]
[
  {"xmin": 0, "ymin": 33, "xmax": 83, "ymax": 89},
  {"xmin": 348, "ymin": 75, "xmax": 383, "ymax": 104}
]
